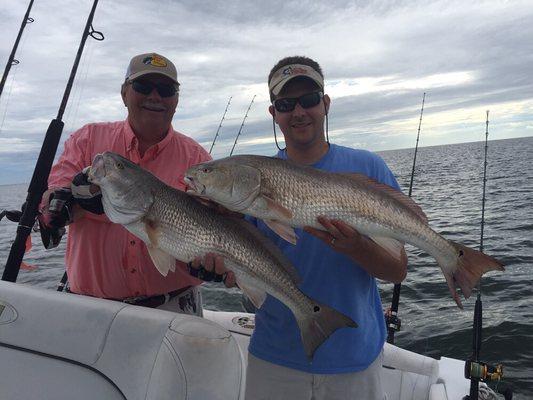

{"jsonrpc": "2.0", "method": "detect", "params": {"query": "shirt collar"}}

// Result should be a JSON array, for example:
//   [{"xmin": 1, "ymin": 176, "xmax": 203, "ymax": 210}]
[
  {"xmin": 124, "ymin": 120, "xmax": 174, "ymax": 157},
  {"xmin": 276, "ymin": 143, "xmax": 335, "ymax": 167}
]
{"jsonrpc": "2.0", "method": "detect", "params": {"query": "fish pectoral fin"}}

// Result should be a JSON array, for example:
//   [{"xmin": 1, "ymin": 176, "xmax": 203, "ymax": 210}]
[
  {"xmin": 259, "ymin": 194, "xmax": 293, "ymax": 220},
  {"xmin": 143, "ymin": 218, "xmax": 175, "ymax": 275},
  {"xmin": 368, "ymin": 236, "xmax": 404, "ymax": 262},
  {"xmin": 144, "ymin": 218, "xmax": 160, "ymax": 248},
  {"xmin": 147, "ymin": 246, "xmax": 176, "ymax": 276},
  {"xmin": 236, "ymin": 278, "xmax": 267, "ymax": 309},
  {"xmin": 264, "ymin": 219, "xmax": 298, "ymax": 245}
]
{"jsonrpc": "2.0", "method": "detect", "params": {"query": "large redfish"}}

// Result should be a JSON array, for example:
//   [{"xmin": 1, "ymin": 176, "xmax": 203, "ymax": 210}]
[{"xmin": 185, "ymin": 155, "xmax": 504, "ymax": 308}]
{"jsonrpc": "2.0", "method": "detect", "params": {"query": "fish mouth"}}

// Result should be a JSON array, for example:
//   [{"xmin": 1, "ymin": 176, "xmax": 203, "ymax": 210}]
[
  {"xmin": 87, "ymin": 154, "xmax": 106, "ymax": 183},
  {"xmin": 184, "ymin": 176, "xmax": 205, "ymax": 196}
]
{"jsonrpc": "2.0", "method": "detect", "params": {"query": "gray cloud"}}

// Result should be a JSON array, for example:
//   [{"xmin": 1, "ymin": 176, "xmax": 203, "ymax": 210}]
[{"xmin": 0, "ymin": 0, "xmax": 532, "ymax": 184}]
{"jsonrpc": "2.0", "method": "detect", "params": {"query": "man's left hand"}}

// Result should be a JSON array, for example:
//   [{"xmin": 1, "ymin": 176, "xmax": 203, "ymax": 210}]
[
  {"xmin": 71, "ymin": 167, "xmax": 104, "ymax": 215},
  {"xmin": 304, "ymin": 216, "xmax": 367, "ymax": 257},
  {"xmin": 305, "ymin": 216, "xmax": 408, "ymax": 283}
]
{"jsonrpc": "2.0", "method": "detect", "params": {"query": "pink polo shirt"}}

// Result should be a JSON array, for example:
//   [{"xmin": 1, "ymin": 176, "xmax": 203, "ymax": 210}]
[{"xmin": 48, "ymin": 120, "xmax": 210, "ymax": 299}]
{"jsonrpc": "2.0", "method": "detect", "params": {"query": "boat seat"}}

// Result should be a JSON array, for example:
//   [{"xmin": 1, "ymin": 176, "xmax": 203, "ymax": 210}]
[
  {"xmin": 382, "ymin": 342, "xmax": 441, "ymax": 400},
  {"xmin": 0, "ymin": 281, "xmax": 243, "ymax": 400}
]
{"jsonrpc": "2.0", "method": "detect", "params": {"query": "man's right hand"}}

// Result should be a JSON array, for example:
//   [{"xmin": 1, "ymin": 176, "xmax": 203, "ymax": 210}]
[
  {"xmin": 40, "ymin": 188, "xmax": 74, "ymax": 229},
  {"xmin": 188, "ymin": 253, "xmax": 236, "ymax": 288},
  {"xmin": 38, "ymin": 188, "xmax": 73, "ymax": 249}
]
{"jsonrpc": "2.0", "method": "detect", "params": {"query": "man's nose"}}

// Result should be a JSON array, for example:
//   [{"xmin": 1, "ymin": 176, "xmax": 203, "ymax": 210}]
[
  {"xmin": 292, "ymin": 102, "xmax": 307, "ymax": 116},
  {"xmin": 146, "ymin": 86, "xmax": 163, "ymax": 100}
]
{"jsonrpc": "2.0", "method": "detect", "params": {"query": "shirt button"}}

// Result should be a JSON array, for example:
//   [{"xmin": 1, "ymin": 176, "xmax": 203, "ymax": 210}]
[{"xmin": 130, "ymin": 240, "xmax": 135, "ymax": 245}]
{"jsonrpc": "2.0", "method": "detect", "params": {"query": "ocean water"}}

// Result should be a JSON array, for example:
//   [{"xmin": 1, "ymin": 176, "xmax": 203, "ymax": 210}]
[{"xmin": 1, "ymin": 136, "xmax": 532, "ymax": 398}]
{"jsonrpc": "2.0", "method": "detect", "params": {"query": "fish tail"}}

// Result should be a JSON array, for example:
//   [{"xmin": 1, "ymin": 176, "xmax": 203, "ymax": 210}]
[
  {"xmin": 443, "ymin": 241, "xmax": 504, "ymax": 309},
  {"xmin": 296, "ymin": 302, "xmax": 357, "ymax": 360}
]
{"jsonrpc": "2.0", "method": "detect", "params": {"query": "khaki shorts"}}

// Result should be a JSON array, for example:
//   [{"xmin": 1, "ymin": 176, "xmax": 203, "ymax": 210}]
[{"xmin": 245, "ymin": 351, "xmax": 385, "ymax": 400}]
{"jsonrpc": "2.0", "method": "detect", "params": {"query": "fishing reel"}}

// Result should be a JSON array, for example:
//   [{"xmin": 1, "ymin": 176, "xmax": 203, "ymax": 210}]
[
  {"xmin": 464, "ymin": 359, "xmax": 503, "ymax": 382},
  {"xmin": 385, "ymin": 309, "xmax": 401, "ymax": 333}
]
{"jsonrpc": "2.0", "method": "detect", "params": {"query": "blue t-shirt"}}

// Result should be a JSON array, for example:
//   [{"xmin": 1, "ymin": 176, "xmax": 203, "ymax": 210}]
[{"xmin": 248, "ymin": 143, "xmax": 401, "ymax": 374}]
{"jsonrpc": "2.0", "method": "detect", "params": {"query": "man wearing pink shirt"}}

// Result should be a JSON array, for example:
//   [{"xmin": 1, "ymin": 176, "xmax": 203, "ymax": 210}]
[{"xmin": 41, "ymin": 53, "xmax": 209, "ymax": 315}]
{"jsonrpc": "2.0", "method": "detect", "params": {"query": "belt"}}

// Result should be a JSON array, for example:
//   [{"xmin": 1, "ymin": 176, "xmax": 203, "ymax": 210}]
[{"xmin": 121, "ymin": 286, "xmax": 192, "ymax": 308}]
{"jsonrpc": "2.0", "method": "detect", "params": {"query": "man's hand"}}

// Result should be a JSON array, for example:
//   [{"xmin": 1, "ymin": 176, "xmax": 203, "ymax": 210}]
[
  {"xmin": 40, "ymin": 188, "xmax": 75, "ymax": 229},
  {"xmin": 71, "ymin": 167, "xmax": 104, "ymax": 215},
  {"xmin": 304, "ymin": 216, "xmax": 367, "ymax": 257},
  {"xmin": 304, "ymin": 216, "xmax": 407, "ymax": 284},
  {"xmin": 188, "ymin": 252, "xmax": 236, "ymax": 288}
]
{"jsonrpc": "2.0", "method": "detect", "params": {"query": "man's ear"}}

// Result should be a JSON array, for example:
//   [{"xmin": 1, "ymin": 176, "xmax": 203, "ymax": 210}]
[
  {"xmin": 268, "ymin": 104, "xmax": 275, "ymax": 118},
  {"xmin": 323, "ymin": 94, "xmax": 331, "ymax": 114},
  {"xmin": 121, "ymin": 83, "xmax": 127, "ymax": 107}
]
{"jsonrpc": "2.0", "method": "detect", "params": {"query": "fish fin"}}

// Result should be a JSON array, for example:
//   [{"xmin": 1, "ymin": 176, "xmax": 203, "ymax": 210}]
[
  {"xmin": 263, "ymin": 219, "xmax": 298, "ymax": 245},
  {"xmin": 144, "ymin": 218, "xmax": 176, "ymax": 276},
  {"xmin": 259, "ymin": 194, "xmax": 294, "ymax": 220},
  {"xmin": 444, "ymin": 241, "xmax": 504, "ymax": 308},
  {"xmin": 368, "ymin": 236, "xmax": 404, "ymax": 262},
  {"xmin": 144, "ymin": 218, "xmax": 160, "ymax": 247},
  {"xmin": 342, "ymin": 173, "xmax": 428, "ymax": 223},
  {"xmin": 236, "ymin": 278, "xmax": 267, "ymax": 309},
  {"xmin": 147, "ymin": 246, "xmax": 176, "ymax": 276},
  {"xmin": 296, "ymin": 301, "xmax": 358, "ymax": 360}
]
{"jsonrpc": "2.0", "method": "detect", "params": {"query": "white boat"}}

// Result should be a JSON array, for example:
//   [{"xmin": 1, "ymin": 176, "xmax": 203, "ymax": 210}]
[{"xmin": 1, "ymin": 279, "xmax": 498, "ymax": 400}]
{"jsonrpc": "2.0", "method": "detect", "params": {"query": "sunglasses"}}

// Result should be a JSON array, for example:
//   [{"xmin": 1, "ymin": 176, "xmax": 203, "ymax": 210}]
[
  {"xmin": 129, "ymin": 80, "xmax": 178, "ymax": 98},
  {"xmin": 273, "ymin": 92, "xmax": 323, "ymax": 113}
]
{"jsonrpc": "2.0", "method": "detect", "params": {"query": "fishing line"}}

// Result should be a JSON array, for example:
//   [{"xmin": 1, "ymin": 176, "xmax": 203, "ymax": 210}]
[
  {"xmin": 0, "ymin": 5, "xmax": 35, "ymax": 135},
  {"xmin": 0, "ymin": 67, "xmax": 19, "ymax": 135},
  {"xmin": 65, "ymin": 38, "xmax": 96, "ymax": 134}
]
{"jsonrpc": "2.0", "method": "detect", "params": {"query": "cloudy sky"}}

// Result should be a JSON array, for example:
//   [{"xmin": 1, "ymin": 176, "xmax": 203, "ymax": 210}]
[{"xmin": 1, "ymin": 0, "xmax": 532, "ymax": 184}]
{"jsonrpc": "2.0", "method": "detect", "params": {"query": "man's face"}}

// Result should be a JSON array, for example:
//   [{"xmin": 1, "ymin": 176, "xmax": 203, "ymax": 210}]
[
  {"xmin": 269, "ymin": 78, "xmax": 330, "ymax": 151},
  {"xmin": 121, "ymin": 73, "xmax": 179, "ymax": 134}
]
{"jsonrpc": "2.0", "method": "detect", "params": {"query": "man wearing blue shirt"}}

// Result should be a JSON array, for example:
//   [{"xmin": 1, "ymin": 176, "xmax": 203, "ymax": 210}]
[{"xmin": 244, "ymin": 56, "xmax": 408, "ymax": 400}]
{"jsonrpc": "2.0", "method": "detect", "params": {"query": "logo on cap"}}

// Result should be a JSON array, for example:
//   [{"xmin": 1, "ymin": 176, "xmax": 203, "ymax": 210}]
[{"xmin": 142, "ymin": 55, "xmax": 167, "ymax": 68}]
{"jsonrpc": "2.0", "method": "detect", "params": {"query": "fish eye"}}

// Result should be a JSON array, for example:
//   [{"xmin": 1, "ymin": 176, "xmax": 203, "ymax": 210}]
[
  {"xmin": 116, "ymin": 162, "xmax": 124, "ymax": 170},
  {"xmin": 202, "ymin": 167, "xmax": 211, "ymax": 173}
]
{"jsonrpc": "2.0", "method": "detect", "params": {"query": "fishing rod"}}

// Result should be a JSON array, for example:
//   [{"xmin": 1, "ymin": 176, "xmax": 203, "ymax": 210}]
[
  {"xmin": 463, "ymin": 111, "xmax": 511, "ymax": 400},
  {"xmin": 0, "ymin": 0, "xmax": 35, "ymax": 99},
  {"xmin": 209, "ymin": 96, "xmax": 232, "ymax": 154},
  {"xmin": 1, "ymin": 0, "xmax": 104, "ymax": 283},
  {"xmin": 386, "ymin": 92, "xmax": 426, "ymax": 344},
  {"xmin": 229, "ymin": 95, "xmax": 256, "ymax": 156}
]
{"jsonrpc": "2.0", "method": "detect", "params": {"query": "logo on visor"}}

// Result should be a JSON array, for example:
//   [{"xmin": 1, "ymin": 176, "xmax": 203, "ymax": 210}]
[
  {"xmin": 142, "ymin": 55, "xmax": 167, "ymax": 68},
  {"xmin": 282, "ymin": 66, "xmax": 308, "ymax": 76}
]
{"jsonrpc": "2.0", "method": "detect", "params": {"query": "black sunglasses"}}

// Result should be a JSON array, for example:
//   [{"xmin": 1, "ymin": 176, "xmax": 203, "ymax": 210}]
[
  {"xmin": 129, "ymin": 80, "xmax": 178, "ymax": 98},
  {"xmin": 273, "ymin": 92, "xmax": 323, "ymax": 113}
]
